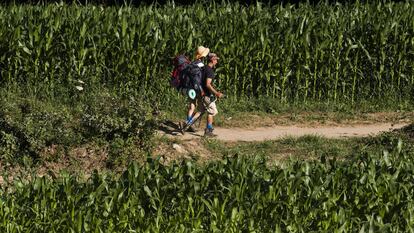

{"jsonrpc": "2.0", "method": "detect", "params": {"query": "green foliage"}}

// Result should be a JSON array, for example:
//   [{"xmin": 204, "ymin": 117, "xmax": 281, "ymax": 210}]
[
  {"xmin": 0, "ymin": 2, "xmax": 413, "ymax": 105},
  {"xmin": 0, "ymin": 94, "xmax": 157, "ymax": 164},
  {"xmin": 0, "ymin": 131, "xmax": 19, "ymax": 161},
  {"xmin": 1, "ymin": 142, "xmax": 414, "ymax": 232},
  {"xmin": 79, "ymin": 94, "xmax": 157, "ymax": 167},
  {"xmin": 0, "ymin": 99, "xmax": 75, "ymax": 161},
  {"xmin": 81, "ymin": 95, "xmax": 156, "ymax": 144}
]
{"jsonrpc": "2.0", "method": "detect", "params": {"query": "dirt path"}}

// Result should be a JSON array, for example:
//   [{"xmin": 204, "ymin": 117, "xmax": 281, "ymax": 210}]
[{"xmin": 159, "ymin": 122, "xmax": 409, "ymax": 142}]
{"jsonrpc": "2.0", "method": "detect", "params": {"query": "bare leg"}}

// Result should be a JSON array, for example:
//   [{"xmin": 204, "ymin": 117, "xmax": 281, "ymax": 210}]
[
  {"xmin": 187, "ymin": 102, "xmax": 196, "ymax": 121},
  {"xmin": 188, "ymin": 97, "xmax": 204, "ymax": 124},
  {"xmin": 207, "ymin": 114, "xmax": 213, "ymax": 126},
  {"xmin": 203, "ymin": 114, "xmax": 217, "ymax": 137}
]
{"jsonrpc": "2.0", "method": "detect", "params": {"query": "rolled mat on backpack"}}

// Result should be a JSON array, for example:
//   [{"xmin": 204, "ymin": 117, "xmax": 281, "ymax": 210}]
[{"xmin": 187, "ymin": 89, "xmax": 196, "ymax": 100}]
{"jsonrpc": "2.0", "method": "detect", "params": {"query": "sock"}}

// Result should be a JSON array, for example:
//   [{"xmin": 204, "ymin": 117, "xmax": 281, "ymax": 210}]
[
  {"xmin": 186, "ymin": 116, "xmax": 193, "ymax": 124},
  {"xmin": 207, "ymin": 123, "xmax": 213, "ymax": 130}
]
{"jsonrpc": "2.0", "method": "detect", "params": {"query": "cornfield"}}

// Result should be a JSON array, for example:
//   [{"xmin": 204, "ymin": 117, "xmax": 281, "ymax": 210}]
[
  {"xmin": 0, "ymin": 3, "xmax": 413, "ymax": 231},
  {"xmin": 0, "ymin": 2, "xmax": 413, "ymax": 103},
  {"xmin": 1, "ymin": 145, "xmax": 414, "ymax": 232}
]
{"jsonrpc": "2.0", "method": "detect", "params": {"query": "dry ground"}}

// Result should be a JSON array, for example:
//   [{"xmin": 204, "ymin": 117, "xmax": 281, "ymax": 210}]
[{"xmin": 155, "ymin": 111, "xmax": 413, "ymax": 163}]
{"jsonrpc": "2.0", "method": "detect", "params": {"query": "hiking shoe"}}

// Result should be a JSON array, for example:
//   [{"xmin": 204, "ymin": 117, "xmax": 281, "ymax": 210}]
[{"xmin": 204, "ymin": 128, "xmax": 217, "ymax": 137}]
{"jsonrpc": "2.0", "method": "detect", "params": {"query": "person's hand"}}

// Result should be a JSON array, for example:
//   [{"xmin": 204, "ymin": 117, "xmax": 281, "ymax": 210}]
[{"xmin": 216, "ymin": 92, "xmax": 224, "ymax": 98}]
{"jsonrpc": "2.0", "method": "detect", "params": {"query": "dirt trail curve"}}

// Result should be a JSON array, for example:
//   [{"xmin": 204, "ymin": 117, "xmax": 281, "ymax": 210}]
[{"xmin": 159, "ymin": 122, "xmax": 409, "ymax": 142}]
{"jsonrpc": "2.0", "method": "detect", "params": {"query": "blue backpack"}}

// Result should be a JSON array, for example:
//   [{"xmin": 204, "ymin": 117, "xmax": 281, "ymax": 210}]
[{"xmin": 179, "ymin": 60, "xmax": 205, "ymax": 96}]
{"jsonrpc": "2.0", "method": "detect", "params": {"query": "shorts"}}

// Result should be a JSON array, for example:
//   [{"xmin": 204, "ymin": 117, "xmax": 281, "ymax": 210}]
[
  {"xmin": 187, "ymin": 96, "xmax": 204, "ymax": 112},
  {"xmin": 202, "ymin": 96, "xmax": 218, "ymax": 116}
]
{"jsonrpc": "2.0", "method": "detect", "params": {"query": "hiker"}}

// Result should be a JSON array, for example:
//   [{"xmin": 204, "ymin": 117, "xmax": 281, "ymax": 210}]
[
  {"xmin": 202, "ymin": 52, "xmax": 224, "ymax": 137},
  {"xmin": 183, "ymin": 46, "xmax": 210, "ymax": 132}
]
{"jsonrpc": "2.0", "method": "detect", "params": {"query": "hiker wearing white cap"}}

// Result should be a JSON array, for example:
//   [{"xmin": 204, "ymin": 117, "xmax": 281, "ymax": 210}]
[
  {"xmin": 183, "ymin": 46, "xmax": 210, "ymax": 132},
  {"xmin": 202, "ymin": 52, "xmax": 224, "ymax": 137}
]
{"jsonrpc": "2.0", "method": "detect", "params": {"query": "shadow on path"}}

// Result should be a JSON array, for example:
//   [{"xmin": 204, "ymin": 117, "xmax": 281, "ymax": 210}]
[
  {"xmin": 158, "ymin": 120, "xmax": 204, "ymax": 138},
  {"xmin": 158, "ymin": 120, "xmax": 183, "ymax": 136}
]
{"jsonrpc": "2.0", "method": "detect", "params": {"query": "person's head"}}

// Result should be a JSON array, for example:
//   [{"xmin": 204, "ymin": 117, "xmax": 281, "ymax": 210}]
[
  {"xmin": 207, "ymin": 53, "xmax": 220, "ymax": 67},
  {"xmin": 195, "ymin": 46, "xmax": 210, "ymax": 60}
]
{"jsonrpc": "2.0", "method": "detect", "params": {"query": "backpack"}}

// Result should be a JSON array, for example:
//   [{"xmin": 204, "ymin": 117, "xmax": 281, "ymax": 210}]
[
  {"xmin": 170, "ymin": 54, "xmax": 190, "ymax": 89},
  {"xmin": 179, "ymin": 60, "xmax": 205, "ymax": 96}
]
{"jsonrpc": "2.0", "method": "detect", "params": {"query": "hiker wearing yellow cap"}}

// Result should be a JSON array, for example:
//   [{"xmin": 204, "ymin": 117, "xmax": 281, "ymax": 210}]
[{"xmin": 183, "ymin": 46, "xmax": 210, "ymax": 132}]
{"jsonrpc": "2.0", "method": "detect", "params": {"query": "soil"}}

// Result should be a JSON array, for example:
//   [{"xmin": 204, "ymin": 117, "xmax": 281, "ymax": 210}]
[
  {"xmin": 213, "ymin": 111, "xmax": 414, "ymax": 129},
  {"xmin": 158, "ymin": 121, "xmax": 411, "ymax": 142},
  {"xmin": 154, "ymin": 116, "xmax": 412, "ymax": 163}
]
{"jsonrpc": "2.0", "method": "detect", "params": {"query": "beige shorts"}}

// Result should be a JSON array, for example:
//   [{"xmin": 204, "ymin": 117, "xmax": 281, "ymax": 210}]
[{"xmin": 202, "ymin": 96, "xmax": 218, "ymax": 116}]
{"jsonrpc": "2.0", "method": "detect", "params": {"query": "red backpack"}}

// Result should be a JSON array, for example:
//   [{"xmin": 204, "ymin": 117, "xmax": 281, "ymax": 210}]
[{"xmin": 170, "ymin": 54, "xmax": 190, "ymax": 90}]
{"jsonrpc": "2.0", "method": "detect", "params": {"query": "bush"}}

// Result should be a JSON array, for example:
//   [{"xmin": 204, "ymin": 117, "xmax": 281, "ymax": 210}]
[
  {"xmin": 80, "ymin": 95, "xmax": 156, "ymax": 150},
  {"xmin": 0, "ymin": 94, "xmax": 157, "ymax": 164}
]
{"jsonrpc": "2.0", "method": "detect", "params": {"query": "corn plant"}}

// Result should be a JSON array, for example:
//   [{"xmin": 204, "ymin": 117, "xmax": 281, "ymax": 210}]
[
  {"xmin": 1, "ymin": 141, "xmax": 414, "ymax": 232},
  {"xmin": 0, "ymin": 2, "xmax": 413, "ymax": 104}
]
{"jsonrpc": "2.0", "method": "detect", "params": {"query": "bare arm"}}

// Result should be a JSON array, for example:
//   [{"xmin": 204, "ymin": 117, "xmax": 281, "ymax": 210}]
[{"xmin": 206, "ymin": 78, "xmax": 223, "ymax": 98}]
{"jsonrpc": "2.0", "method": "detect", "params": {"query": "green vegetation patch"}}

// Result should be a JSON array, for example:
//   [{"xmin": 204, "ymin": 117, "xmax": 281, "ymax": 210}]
[
  {"xmin": 1, "ymin": 140, "xmax": 414, "ymax": 232},
  {"xmin": 0, "ymin": 92, "xmax": 157, "ymax": 168},
  {"xmin": 203, "ymin": 128, "xmax": 414, "ymax": 165}
]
